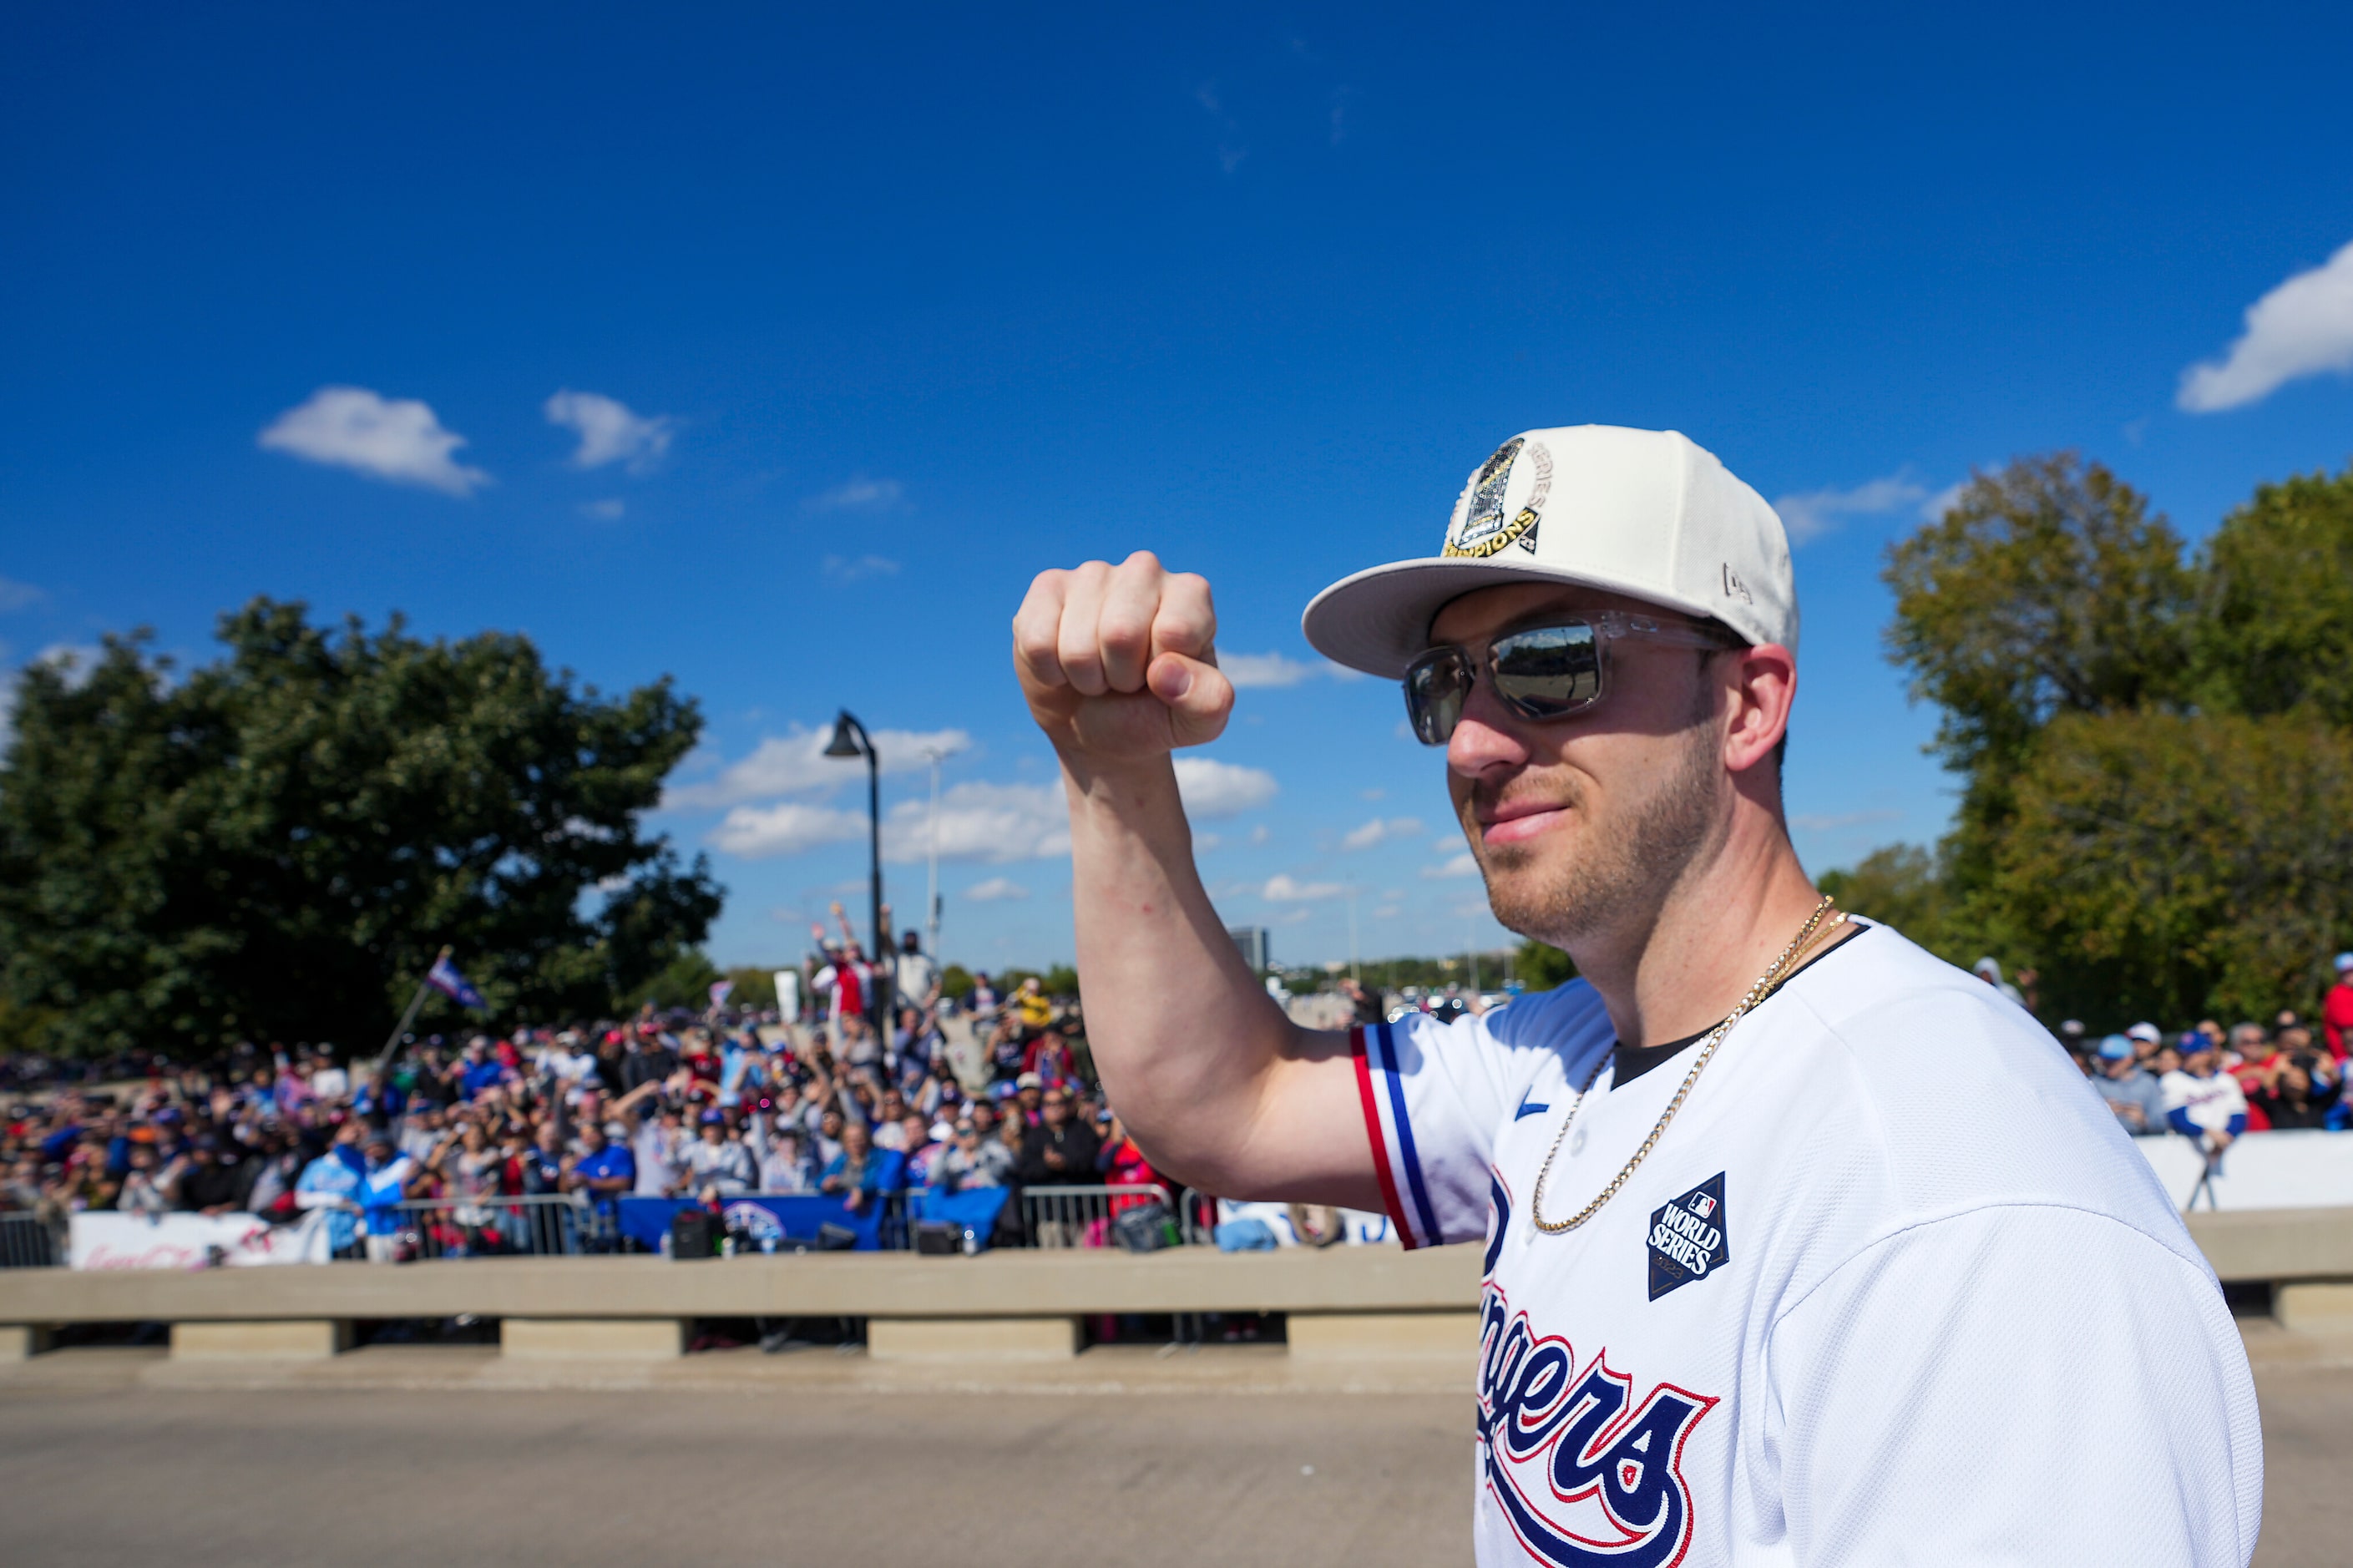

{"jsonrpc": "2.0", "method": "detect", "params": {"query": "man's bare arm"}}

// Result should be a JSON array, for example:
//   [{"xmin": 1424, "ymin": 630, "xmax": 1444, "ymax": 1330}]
[{"xmin": 1014, "ymin": 551, "xmax": 1381, "ymax": 1207}]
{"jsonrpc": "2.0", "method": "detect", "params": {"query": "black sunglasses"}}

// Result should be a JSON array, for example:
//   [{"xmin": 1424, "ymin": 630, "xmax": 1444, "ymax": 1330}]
[{"xmin": 1403, "ymin": 612, "xmax": 1738, "ymax": 746}]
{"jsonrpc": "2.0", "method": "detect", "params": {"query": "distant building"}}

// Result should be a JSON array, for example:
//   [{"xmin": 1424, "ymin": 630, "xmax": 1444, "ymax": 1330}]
[{"xmin": 1228, "ymin": 925, "xmax": 1271, "ymax": 974}]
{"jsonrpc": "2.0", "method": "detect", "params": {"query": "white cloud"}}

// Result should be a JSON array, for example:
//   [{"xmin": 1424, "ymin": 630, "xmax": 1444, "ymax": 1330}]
[
  {"xmin": 1789, "ymin": 807, "xmax": 1903, "ymax": 833},
  {"xmin": 1340, "ymin": 816, "xmax": 1423, "ymax": 851},
  {"xmin": 1172, "ymin": 756, "xmax": 1278, "ymax": 817},
  {"xmin": 1773, "ymin": 474, "xmax": 1930, "ymax": 545},
  {"xmin": 0, "ymin": 577, "xmax": 42, "ymax": 613},
  {"xmin": 580, "ymin": 498, "xmax": 626, "ymax": 521},
  {"xmin": 708, "ymin": 801, "xmax": 867, "ymax": 858},
  {"xmin": 1194, "ymin": 832, "xmax": 1223, "ymax": 852},
  {"xmin": 1249, "ymin": 824, "xmax": 1271, "ymax": 845},
  {"xmin": 963, "ymin": 877, "xmax": 1030, "ymax": 902},
  {"xmin": 1220, "ymin": 651, "xmax": 1362, "ymax": 689},
  {"xmin": 1422, "ymin": 852, "xmax": 1480, "ymax": 879},
  {"xmin": 258, "ymin": 387, "xmax": 489, "ymax": 495},
  {"xmin": 824, "ymin": 554, "xmax": 900, "ymax": 581},
  {"xmin": 544, "ymin": 390, "xmax": 673, "ymax": 473},
  {"xmin": 806, "ymin": 477, "xmax": 905, "ymax": 513},
  {"xmin": 33, "ymin": 644, "xmax": 102, "ymax": 689},
  {"xmin": 1918, "ymin": 483, "xmax": 1966, "ymax": 524},
  {"xmin": 1220, "ymin": 652, "xmax": 1318, "ymax": 689},
  {"xmin": 1273, "ymin": 908, "xmax": 1314, "ymax": 925},
  {"xmin": 664, "ymin": 726, "xmax": 971, "ymax": 810},
  {"xmin": 1195, "ymin": 81, "xmax": 1247, "ymax": 174},
  {"xmin": 1263, "ymin": 873, "xmax": 1347, "ymax": 902},
  {"xmin": 2178, "ymin": 238, "xmax": 2353, "ymax": 412},
  {"xmin": 1359, "ymin": 788, "xmax": 1385, "ymax": 802},
  {"xmin": 884, "ymin": 781, "xmax": 1069, "ymax": 864}
]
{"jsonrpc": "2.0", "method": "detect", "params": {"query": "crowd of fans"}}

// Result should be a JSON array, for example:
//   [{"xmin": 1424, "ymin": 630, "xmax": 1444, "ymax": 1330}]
[
  {"xmin": 1, "ymin": 915, "xmax": 1164, "ymax": 1262},
  {"xmin": 2049, "ymin": 951, "xmax": 2353, "ymax": 1157},
  {"xmin": 9, "ymin": 945, "xmax": 2353, "ymax": 1258}
]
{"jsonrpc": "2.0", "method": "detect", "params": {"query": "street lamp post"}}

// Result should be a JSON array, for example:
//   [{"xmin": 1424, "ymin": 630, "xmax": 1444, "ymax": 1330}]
[
  {"xmin": 921, "ymin": 744, "xmax": 947, "ymax": 964},
  {"xmin": 1347, "ymin": 886, "xmax": 1360, "ymax": 985},
  {"xmin": 824, "ymin": 711, "xmax": 889, "ymax": 1056}
]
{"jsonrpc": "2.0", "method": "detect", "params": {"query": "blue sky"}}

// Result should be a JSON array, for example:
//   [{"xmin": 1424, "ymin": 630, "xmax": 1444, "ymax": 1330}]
[{"xmin": 4, "ymin": 5, "xmax": 2351, "ymax": 974}]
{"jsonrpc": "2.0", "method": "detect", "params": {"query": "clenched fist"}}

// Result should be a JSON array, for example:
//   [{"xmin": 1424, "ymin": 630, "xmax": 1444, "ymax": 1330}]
[{"xmin": 1014, "ymin": 551, "xmax": 1235, "ymax": 763}]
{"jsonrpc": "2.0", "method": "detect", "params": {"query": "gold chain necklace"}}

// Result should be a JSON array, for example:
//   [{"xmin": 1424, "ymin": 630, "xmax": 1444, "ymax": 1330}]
[{"xmin": 1527, "ymin": 894, "xmax": 1844, "ymax": 1236}]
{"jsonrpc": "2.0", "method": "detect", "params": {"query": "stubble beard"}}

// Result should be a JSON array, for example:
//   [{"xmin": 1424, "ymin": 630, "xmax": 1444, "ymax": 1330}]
[{"xmin": 1470, "ymin": 720, "xmax": 1726, "ymax": 949}]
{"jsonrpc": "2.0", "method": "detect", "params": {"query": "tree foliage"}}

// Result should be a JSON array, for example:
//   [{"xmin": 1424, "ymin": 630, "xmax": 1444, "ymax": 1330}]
[
  {"xmin": 2194, "ymin": 464, "xmax": 2353, "ymax": 726},
  {"xmin": 1855, "ymin": 456, "xmax": 2353, "ymax": 1025},
  {"xmin": 1988, "ymin": 710, "xmax": 2353, "ymax": 1026},
  {"xmin": 1814, "ymin": 845, "xmax": 1963, "ymax": 964},
  {"xmin": 0, "ymin": 599, "xmax": 721, "ymax": 1058},
  {"xmin": 1882, "ymin": 453, "xmax": 2193, "ymax": 812},
  {"xmin": 1514, "ymin": 940, "xmax": 1578, "ymax": 992}
]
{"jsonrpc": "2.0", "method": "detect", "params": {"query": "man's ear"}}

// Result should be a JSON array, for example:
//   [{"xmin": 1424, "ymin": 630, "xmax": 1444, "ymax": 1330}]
[{"xmin": 1723, "ymin": 644, "xmax": 1795, "ymax": 776}]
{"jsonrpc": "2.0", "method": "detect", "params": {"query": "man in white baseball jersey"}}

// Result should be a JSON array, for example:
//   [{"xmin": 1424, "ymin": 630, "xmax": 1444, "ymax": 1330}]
[{"xmin": 1014, "ymin": 425, "xmax": 2261, "ymax": 1565}]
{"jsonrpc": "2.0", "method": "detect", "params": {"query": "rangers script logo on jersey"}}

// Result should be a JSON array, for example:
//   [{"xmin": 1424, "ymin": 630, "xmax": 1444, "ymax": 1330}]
[{"xmin": 1478, "ymin": 1176, "xmax": 1718, "ymax": 1567}]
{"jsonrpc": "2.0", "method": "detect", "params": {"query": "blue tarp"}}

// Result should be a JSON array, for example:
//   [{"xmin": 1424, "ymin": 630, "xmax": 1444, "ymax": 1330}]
[
  {"xmin": 617, "ymin": 1193, "xmax": 888, "ymax": 1251},
  {"xmin": 615, "ymin": 1185, "xmax": 1013, "ymax": 1253},
  {"xmin": 905, "ymin": 1186, "xmax": 1011, "ymax": 1237}
]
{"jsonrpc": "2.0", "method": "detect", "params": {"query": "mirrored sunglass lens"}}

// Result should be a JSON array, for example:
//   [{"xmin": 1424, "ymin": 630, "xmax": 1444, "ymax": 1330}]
[
  {"xmin": 1405, "ymin": 653, "xmax": 1466, "ymax": 744},
  {"xmin": 1492, "ymin": 625, "xmax": 1602, "ymax": 716}
]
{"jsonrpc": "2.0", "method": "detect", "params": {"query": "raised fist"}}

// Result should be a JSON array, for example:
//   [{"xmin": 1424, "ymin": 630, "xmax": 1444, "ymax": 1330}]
[{"xmin": 1013, "ymin": 551, "xmax": 1234, "ymax": 762}]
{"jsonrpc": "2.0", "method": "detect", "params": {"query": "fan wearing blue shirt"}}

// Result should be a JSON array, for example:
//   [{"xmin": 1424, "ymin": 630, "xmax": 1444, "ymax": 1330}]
[{"xmin": 562, "ymin": 1121, "xmax": 636, "ymax": 1239}]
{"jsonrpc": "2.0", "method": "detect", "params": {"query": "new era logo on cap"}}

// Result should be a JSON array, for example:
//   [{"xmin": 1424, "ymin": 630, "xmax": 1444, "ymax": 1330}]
[{"xmin": 1302, "ymin": 424, "xmax": 1799, "ymax": 679}]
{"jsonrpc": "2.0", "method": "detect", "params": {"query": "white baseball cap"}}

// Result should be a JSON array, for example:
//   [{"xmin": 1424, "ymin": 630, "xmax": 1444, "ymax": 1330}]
[{"xmin": 1302, "ymin": 425, "xmax": 1798, "ymax": 677}]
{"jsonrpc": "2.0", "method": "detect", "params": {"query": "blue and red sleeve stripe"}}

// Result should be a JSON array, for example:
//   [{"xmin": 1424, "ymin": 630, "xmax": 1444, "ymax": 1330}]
[{"xmin": 1350, "ymin": 1023, "xmax": 1445, "ymax": 1249}]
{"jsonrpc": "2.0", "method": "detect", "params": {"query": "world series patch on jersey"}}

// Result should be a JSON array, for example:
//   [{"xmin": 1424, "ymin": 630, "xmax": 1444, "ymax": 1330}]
[{"xmin": 1350, "ymin": 922, "xmax": 2264, "ymax": 1566}]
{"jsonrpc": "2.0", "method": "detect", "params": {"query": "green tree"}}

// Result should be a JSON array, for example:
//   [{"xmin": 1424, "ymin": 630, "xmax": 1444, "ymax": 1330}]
[
  {"xmin": 1814, "ymin": 844, "xmax": 1964, "ymax": 964},
  {"xmin": 625, "ymin": 950, "xmax": 726, "ymax": 1014},
  {"xmin": 1514, "ymin": 939, "xmax": 1577, "ymax": 992},
  {"xmin": 0, "ymin": 599, "xmax": 721, "ymax": 1058},
  {"xmin": 721, "ymin": 966, "xmax": 781, "ymax": 1012},
  {"xmin": 1870, "ymin": 452, "xmax": 2353, "ymax": 1024},
  {"xmin": 999, "ymin": 964, "xmax": 1082, "ymax": 1000},
  {"xmin": 1986, "ymin": 709, "xmax": 2353, "ymax": 1025},
  {"xmin": 1883, "ymin": 453, "xmax": 2193, "ymax": 807},
  {"xmin": 2194, "ymin": 462, "xmax": 2353, "ymax": 726},
  {"xmin": 938, "ymin": 964, "xmax": 975, "ymax": 1002}
]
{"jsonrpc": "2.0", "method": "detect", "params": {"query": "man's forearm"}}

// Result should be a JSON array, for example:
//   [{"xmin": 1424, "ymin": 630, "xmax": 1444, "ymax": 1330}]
[
  {"xmin": 1015, "ymin": 553, "xmax": 1380, "ymax": 1209},
  {"xmin": 1062, "ymin": 755, "xmax": 1305, "ymax": 1190}
]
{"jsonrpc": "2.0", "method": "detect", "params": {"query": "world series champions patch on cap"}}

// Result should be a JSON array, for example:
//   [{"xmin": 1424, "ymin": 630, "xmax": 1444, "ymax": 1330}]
[
  {"xmin": 1441, "ymin": 436, "xmax": 1551, "ymax": 559},
  {"xmin": 1647, "ymin": 1172, "xmax": 1728, "ymax": 1301},
  {"xmin": 1301, "ymin": 424, "xmax": 1800, "ymax": 680}
]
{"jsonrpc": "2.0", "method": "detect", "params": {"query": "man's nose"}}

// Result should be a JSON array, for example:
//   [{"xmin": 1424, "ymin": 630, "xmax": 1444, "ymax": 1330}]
[{"xmin": 1445, "ymin": 683, "xmax": 1534, "ymax": 782}]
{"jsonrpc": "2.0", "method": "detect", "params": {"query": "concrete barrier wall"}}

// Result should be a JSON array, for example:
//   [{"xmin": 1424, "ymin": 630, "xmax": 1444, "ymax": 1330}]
[
  {"xmin": 0, "ymin": 1242, "xmax": 1482, "ymax": 1326},
  {"xmin": 2, "ymin": 1208, "xmax": 2343, "ymax": 1363}
]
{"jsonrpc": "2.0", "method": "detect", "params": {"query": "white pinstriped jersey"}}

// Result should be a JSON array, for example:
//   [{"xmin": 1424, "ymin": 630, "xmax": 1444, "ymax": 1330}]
[{"xmin": 1349, "ymin": 922, "xmax": 2262, "ymax": 1566}]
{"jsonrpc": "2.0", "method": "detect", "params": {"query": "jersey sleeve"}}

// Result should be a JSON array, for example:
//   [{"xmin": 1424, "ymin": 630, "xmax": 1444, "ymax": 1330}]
[
  {"xmin": 1352, "ymin": 1011, "xmax": 1520, "ymax": 1250},
  {"xmin": 1767, "ymin": 1205, "xmax": 2261, "ymax": 1565}
]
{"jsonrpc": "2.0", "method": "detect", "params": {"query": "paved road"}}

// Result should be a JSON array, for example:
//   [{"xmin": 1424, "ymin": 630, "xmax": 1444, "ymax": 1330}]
[
  {"xmin": 0, "ymin": 1385, "xmax": 1472, "ymax": 1567},
  {"xmin": 0, "ymin": 1365, "xmax": 2340, "ymax": 1565}
]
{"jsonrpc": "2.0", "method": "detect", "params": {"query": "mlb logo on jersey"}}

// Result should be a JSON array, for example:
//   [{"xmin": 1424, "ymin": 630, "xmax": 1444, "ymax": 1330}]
[{"xmin": 1647, "ymin": 1173, "xmax": 1729, "ymax": 1302}]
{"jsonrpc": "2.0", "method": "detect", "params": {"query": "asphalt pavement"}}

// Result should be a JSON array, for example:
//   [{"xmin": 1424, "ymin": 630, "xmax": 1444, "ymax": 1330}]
[{"xmin": 0, "ymin": 1360, "xmax": 2341, "ymax": 1565}]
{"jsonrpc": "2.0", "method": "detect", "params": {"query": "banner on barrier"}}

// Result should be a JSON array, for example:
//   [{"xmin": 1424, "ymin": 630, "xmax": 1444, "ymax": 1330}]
[
  {"xmin": 68, "ymin": 1209, "xmax": 336, "ymax": 1270},
  {"xmin": 1215, "ymin": 1199, "xmax": 1394, "ymax": 1246},
  {"xmin": 2133, "ymin": 1128, "xmax": 2353, "ymax": 1211}
]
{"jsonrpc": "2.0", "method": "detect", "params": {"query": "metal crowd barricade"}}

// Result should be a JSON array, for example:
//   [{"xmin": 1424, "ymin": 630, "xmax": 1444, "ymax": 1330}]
[
  {"xmin": 1175, "ymin": 1189, "xmax": 1220, "ymax": 1248},
  {"xmin": 0, "ymin": 1211, "xmax": 62, "ymax": 1268},
  {"xmin": 369, "ymin": 1193, "xmax": 601, "ymax": 1261},
  {"xmin": 1017, "ymin": 1183, "xmax": 1174, "ymax": 1249},
  {"xmin": 876, "ymin": 1190, "xmax": 909, "ymax": 1252}
]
